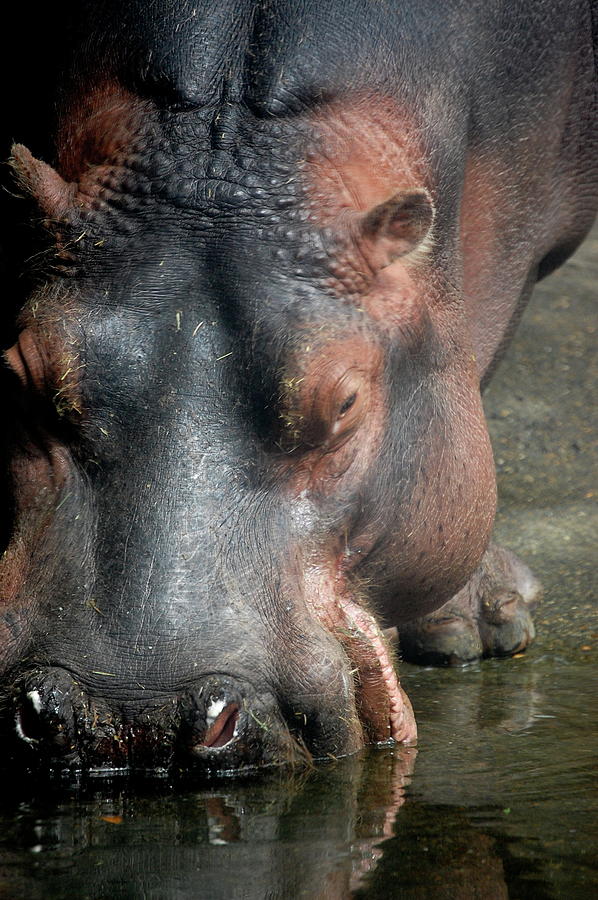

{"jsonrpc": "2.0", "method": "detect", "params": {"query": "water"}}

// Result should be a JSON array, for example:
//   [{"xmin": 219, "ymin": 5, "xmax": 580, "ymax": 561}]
[{"xmin": 0, "ymin": 656, "xmax": 596, "ymax": 898}]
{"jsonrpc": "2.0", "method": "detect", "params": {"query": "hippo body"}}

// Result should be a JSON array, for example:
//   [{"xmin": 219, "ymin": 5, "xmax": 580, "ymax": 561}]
[{"xmin": 0, "ymin": 1, "xmax": 596, "ymax": 773}]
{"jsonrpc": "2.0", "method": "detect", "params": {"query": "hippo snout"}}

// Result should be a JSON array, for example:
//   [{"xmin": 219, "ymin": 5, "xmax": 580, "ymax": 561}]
[{"xmin": 8, "ymin": 668, "xmax": 312, "ymax": 774}]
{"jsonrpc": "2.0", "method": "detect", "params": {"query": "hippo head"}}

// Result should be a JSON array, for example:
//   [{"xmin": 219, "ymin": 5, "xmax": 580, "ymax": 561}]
[{"xmin": 0, "ymin": 93, "xmax": 495, "ymax": 775}]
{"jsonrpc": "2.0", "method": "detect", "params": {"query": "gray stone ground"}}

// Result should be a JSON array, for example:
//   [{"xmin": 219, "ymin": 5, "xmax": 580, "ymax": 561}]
[{"xmin": 484, "ymin": 225, "xmax": 597, "ymax": 656}]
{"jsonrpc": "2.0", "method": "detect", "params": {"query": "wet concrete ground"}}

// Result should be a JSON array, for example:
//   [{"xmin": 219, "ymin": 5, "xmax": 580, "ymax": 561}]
[{"xmin": 485, "ymin": 224, "xmax": 597, "ymax": 654}]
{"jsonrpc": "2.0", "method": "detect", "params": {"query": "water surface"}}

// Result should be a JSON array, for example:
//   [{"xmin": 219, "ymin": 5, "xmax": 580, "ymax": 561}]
[{"xmin": 1, "ymin": 655, "xmax": 596, "ymax": 898}]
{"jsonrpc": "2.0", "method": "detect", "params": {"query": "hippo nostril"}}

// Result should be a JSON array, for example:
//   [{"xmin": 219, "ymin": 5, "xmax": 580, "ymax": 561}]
[
  {"xmin": 179, "ymin": 678, "xmax": 257, "ymax": 759},
  {"xmin": 13, "ymin": 669, "xmax": 79, "ymax": 756},
  {"xmin": 201, "ymin": 702, "xmax": 240, "ymax": 749},
  {"xmin": 15, "ymin": 690, "xmax": 45, "ymax": 744}
]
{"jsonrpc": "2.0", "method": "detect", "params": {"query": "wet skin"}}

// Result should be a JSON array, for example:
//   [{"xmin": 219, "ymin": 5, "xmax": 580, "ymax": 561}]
[{"xmin": 0, "ymin": 1, "xmax": 596, "ymax": 773}]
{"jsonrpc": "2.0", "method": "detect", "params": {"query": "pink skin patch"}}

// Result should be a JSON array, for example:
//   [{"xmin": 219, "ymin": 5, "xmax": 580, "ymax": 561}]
[
  {"xmin": 302, "ymin": 95, "xmax": 434, "ymax": 299},
  {"xmin": 307, "ymin": 568, "xmax": 417, "ymax": 745},
  {"xmin": 304, "ymin": 96, "xmax": 428, "ymax": 226},
  {"xmin": 335, "ymin": 596, "xmax": 417, "ymax": 744},
  {"xmin": 56, "ymin": 81, "xmax": 153, "ymax": 188},
  {"xmin": 10, "ymin": 82, "xmax": 153, "ymax": 225}
]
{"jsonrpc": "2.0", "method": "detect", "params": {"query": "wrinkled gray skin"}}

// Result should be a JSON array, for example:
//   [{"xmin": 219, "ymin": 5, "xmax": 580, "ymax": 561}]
[{"xmin": 0, "ymin": 1, "xmax": 596, "ymax": 774}]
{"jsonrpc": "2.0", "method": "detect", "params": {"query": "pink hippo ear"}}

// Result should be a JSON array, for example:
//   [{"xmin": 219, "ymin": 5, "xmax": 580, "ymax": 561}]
[
  {"xmin": 9, "ymin": 144, "xmax": 78, "ymax": 220},
  {"xmin": 358, "ymin": 188, "xmax": 435, "ymax": 269}
]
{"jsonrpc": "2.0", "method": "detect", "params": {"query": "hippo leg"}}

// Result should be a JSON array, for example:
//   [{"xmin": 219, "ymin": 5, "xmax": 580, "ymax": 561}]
[{"xmin": 398, "ymin": 544, "xmax": 541, "ymax": 666}]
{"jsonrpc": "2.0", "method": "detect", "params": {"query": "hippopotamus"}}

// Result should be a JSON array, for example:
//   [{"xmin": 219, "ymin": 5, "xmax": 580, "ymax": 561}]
[{"xmin": 0, "ymin": 0, "xmax": 596, "ymax": 775}]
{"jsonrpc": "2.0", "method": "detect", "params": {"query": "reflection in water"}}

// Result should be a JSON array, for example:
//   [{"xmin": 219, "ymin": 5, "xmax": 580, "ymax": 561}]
[
  {"xmin": 354, "ymin": 804, "xmax": 511, "ymax": 900},
  {"xmin": 0, "ymin": 747, "xmax": 415, "ymax": 899},
  {"xmin": 0, "ymin": 656, "xmax": 596, "ymax": 899}
]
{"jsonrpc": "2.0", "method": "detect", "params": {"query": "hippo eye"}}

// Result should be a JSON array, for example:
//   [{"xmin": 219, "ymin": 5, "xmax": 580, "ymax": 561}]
[
  {"xmin": 279, "ymin": 341, "xmax": 380, "ymax": 455},
  {"xmin": 337, "ymin": 392, "xmax": 357, "ymax": 418},
  {"xmin": 328, "ymin": 374, "xmax": 367, "ymax": 442}
]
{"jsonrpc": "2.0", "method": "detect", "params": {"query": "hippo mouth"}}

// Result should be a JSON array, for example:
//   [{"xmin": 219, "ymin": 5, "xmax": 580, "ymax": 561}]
[{"xmin": 309, "ymin": 584, "xmax": 417, "ymax": 745}]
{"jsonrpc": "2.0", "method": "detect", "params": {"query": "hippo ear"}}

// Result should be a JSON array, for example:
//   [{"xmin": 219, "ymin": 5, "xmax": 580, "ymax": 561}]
[
  {"xmin": 358, "ymin": 188, "xmax": 435, "ymax": 268},
  {"xmin": 10, "ymin": 144, "xmax": 77, "ymax": 219}
]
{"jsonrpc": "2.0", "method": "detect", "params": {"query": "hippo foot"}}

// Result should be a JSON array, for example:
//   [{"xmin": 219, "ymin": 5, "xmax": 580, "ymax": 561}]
[{"xmin": 398, "ymin": 544, "xmax": 541, "ymax": 666}]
